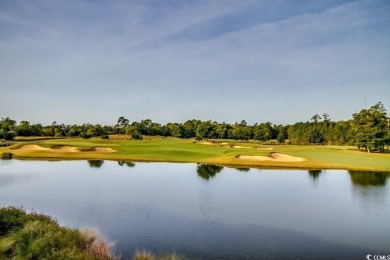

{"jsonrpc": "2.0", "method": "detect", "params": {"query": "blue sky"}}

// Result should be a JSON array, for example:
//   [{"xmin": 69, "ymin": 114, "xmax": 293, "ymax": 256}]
[{"xmin": 0, "ymin": 0, "xmax": 389, "ymax": 125}]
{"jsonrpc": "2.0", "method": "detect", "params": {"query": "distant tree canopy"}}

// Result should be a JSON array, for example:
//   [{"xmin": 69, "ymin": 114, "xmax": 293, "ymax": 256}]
[{"xmin": 1, "ymin": 102, "xmax": 389, "ymax": 152}]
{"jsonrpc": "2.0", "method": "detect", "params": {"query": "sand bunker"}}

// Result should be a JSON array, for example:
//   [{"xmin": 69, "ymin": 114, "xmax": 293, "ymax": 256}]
[
  {"xmin": 93, "ymin": 147, "xmax": 116, "ymax": 153},
  {"xmin": 269, "ymin": 153, "xmax": 305, "ymax": 162},
  {"xmin": 232, "ymin": 145, "xmax": 251, "ymax": 149},
  {"xmin": 198, "ymin": 141, "xmax": 214, "ymax": 145},
  {"xmin": 238, "ymin": 155, "xmax": 273, "ymax": 161},
  {"xmin": 15, "ymin": 145, "xmax": 51, "ymax": 151},
  {"xmin": 237, "ymin": 153, "xmax": 305, "ymax": 162},
  {"xmin": 15, "ymin": 145, "xmax": 116, "ymax": 153},
  {"xmin": 51, "ymin": 146, "xmax": 78, "ymax": 153},
  {"xmin": 256, "ymin": 147, "xmax": 273, "ymax": 150},
  {"xmin": 198, "ymin": 141, "xmax": 230, "ymax": 146}
]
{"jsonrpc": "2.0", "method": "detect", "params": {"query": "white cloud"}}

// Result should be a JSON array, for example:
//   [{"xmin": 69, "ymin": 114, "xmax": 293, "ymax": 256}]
[{"xmin": 0, "ymin": 0, "xmax": 389, "ymax": 124}]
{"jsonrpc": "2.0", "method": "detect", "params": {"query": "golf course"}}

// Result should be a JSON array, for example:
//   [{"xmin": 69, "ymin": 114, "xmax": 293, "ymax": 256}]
[{"xmin": 2, "ymin": 136, "xmax": 389, "ymax": 171}]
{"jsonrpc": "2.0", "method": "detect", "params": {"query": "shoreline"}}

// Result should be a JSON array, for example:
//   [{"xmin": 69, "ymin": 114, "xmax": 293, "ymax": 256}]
[
  {"xmin": 1, "ymin": 137, "xmax": 390, "ymax": 172},
  {"xmin": 6, "ymin": 156, "xmax": 390, "ymax": 172}
]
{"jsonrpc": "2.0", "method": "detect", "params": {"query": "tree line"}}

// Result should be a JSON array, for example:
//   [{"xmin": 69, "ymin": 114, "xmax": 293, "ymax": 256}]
[{"xmin": 1, "ymin": 102, "xmax": 389, "ymax": 152}]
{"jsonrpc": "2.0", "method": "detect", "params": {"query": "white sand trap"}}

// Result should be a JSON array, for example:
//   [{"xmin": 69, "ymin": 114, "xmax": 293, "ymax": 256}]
[
  {"xmin": 232, "ymin": 145, "xmax": 251, "ymax": 149},
  {"xmin": 256, "ymin": 147, "xmax": 273, "ymax": 150},
  {"xmin": 51, "ymin": 146, "xmax": 78, "ymax": 153},
  {"xmin": 16, "ymin": 145, "xmax": 115, "ymax": 153},
  {"xmin": 238, "ymin": 153, "xmax": 305, "ymax": 162},
  {"xmin": 238, "ymin": 155, "xmax": 272, "ymax": 161},
  {"xmin": 199, "ymin": 141, "xmax": 214, "ymax": 145},
  {"xmin": 220, "ymin": 142, "xmax": 228, "ymax": 145},
  {"xmin": 93, "ymin": 147, "xmax": 116, "ymax": 153},
  {"xmin": 16, "ymin": 145, "xmax": 51, "ymax": 151},
  {"xmin": 270, "ymin": 153, "xmax": 305, "ymax": 162}
]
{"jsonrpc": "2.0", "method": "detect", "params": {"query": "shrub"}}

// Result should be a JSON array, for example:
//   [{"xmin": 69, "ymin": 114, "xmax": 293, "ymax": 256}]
[
  {"xmin": 0, "ymin": 141, "xmax": 14, "ymax": 147},
  {"xmin": 80, "ymin": 132, "xmax": 92, "ymax": 139},
  {"xmin": 0, "ymin": 208, "xmax": 186, "ymax": 260},
  {"xmin": 131, "ymin": 132, "xmax": 143, "ymax": 140},
  {"xmin": 0, "ymin": 207, "xmax": 114, "ymax": 260},
  {"xmin": 101, "ymin": 135, "xmax": 109, "ymax": 140},
  {"xmin": 1, "ymin": 152, "xmax": 13, "ymax": 160},
  {"xmin": 4, "ymin": 131, "xmax": 17, "ymax": 141}
]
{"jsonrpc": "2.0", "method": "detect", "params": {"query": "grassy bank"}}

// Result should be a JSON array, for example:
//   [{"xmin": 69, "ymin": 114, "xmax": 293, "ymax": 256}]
[
  {"xmin": 1, "ymin": 136, "xmax": 389, "ymax": 171},
  {"xmin": 0, "ymin": 207, "xmax": 113, "ymax": 259},
  {"xmin": 0, "ymin": 207, "xmax": 185, "ymax": 260}
]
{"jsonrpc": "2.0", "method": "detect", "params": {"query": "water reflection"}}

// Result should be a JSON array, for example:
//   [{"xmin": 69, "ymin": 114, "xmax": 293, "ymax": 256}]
[
  {"xmin": 348, "ymin": 171, "xmax": 389, "ymax": 187},
  {"xmin": 236, "ymin": 168, "xmax": 250, "ymax": 172},
  {"xmin": 348, "ymin": 171, "xmax": 390, "ymax": 207},
  {"xmin": 1, "ymin": 160, "xmax": 390, "ymax": 257},
  {"xmin": 117, "ymin": 161, "xmax": 136, "ymax": 167},
  {"xmin": 196, "ymin": 164, "xmax": 224, "ymax": 180},
  {"xmin": 308, "ymin": 170, "xmax": 322, "ymax": 182},
  {"xmin": 87, "ymin": 160, "xmax": 104, "ymax": 168}
]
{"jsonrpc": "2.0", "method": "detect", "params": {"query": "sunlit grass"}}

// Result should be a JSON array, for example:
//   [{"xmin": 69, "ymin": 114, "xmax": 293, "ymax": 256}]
[
  {"xmin": 0, "ymin": 207, "xmax": 114, "ymax": 260},
  {"xmin": 1, "ymin": 137, "xmax": 389, "ymax": 170}
]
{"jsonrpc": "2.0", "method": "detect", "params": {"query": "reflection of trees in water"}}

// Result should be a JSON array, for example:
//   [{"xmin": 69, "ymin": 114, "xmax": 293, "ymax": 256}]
[
  {"xmin": 197, "ymin": 164, "xmax": 224, "ymax": 180},
  {"xmin": 308, "ymin": 170, "xmax": 322, "ymax": 181},
  {"xmin": 349, "ymin": 171, "xmax": 389, "ymax": 205},
  {"xmin": 117, "ymin": 161, "xmax": 136, "ymax": 167},
  {"xmin": 348, "ymin": 171, "xmax": 389, "ymax": 187},
  {"xmin": 87, "ymin": 160, "xmax": 104, "ymax": 168},
  {"xmin": 236, "ymin": 168, "xmax": 250, "ymax": 172}
]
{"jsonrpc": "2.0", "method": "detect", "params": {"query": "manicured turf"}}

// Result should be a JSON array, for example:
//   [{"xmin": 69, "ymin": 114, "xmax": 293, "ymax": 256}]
[{"xmin": 1, "ymin": 137, "xmax": 389, "ymax": 171}]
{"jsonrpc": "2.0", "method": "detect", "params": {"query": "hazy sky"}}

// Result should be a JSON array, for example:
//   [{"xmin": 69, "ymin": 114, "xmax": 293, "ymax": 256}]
[{"xmin": 0, "ymin": 0, "xmax": 389, "ymax": 125}]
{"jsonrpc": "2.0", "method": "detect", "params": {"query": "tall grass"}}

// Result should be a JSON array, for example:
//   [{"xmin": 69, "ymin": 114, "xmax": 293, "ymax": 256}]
[
  {"xmin": 0, "ymin": 207, "xmax": 115, "ymax": 260},
  {"xmin": 0, "ymin": 207, "xmax": 186, "ymax": 260},
  {"xmin": 132, "ymin": 250, "xmax": 186, "ymax": 260}
]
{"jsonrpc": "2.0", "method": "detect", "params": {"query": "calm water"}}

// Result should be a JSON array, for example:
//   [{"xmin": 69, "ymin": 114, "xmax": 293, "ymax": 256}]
[{"xmin": 1, "ymin": 160, "xmax": 389, "ymax": 259}]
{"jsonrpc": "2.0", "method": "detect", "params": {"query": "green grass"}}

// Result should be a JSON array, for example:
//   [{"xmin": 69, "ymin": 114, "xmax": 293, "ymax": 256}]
[
  {"xmin": 0, "ymin": 207, "xmax": 186, "ymax": 260},
  {"xmin": 0, "ymin": 207, "xmax": 113, "ymax": 260},
  {"xmin": 1, "ymin": 136, "xmax": 389, "ymax": 171}
]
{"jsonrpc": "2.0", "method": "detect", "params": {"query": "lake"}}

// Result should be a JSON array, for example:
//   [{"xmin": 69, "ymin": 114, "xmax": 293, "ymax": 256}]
[{"xmin": 1, "ymin": 160, "xmax": 389, "ymax": 259}]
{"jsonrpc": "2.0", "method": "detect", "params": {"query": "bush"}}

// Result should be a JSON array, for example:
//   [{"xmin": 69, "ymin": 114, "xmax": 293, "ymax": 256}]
[
  {"xmin": 1, "ymin": 152, "xmax": 13, "ymax": 160},
  {"xmin": 101, "ymin": 135, "xmax": 109, "ymax": 140},
  {"xmin": 80, "ymin": 132, "xmax": 92, "ymax": 139},
  {"xmin": 0, "ymin": 142, "xmax": 14, "ymax": 147},
  {"xmin": 4, "ymin": 131, "xmax": 17, "ymax": 141},
  {"xmin": 0, "ymin": 207, "xmax": 114, "ymax": 260},
  {"xmin": 131, "ymin": 132, "xmax": 143, "ymax": 140},
  {"xmin": 0, "ymin": 208, "xmax": 185, "ymax": 260}
]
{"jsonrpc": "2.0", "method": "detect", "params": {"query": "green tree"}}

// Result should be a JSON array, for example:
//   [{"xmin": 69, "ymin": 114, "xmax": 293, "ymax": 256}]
[
  {"xmin": 352, "ymin": 102, "xmax": 389, "ymax": 152},
  {"xmin": 277, "ymin": 132, "xmax": 287, "ymax": 144},
  {"xmin": 16, "ymin": 121, "xmax": 32, "ymax": 136},
  {"xmin": 196, "ymin": 121, "xmax": 212, "ymax": 140},
  {"xmin": 116, "ymin": 116, "xmax": 129, "ymax": 134},
  {"xmin": 0, "ymin": 117, "xmax": 16, "ymax": 131},
  {"xmin": 216, "ymin": 123, "xmax": 229, "ymax": 139},
  {"xmin": 308, "ymin": 129, "xmax": 325, "ymax": 145},
  {"xmin": 232, "ymin": 125, "xmax": 252, "ymax": 141},
  {"xmin": 253, "ymin": 123, "xmax": 272, "ymax": 144}
]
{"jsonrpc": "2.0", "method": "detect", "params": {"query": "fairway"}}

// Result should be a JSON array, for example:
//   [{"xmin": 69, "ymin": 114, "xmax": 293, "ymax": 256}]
[{"xmin": 1, "ymin": 137, "xmax": 389, "ymax": 171}]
